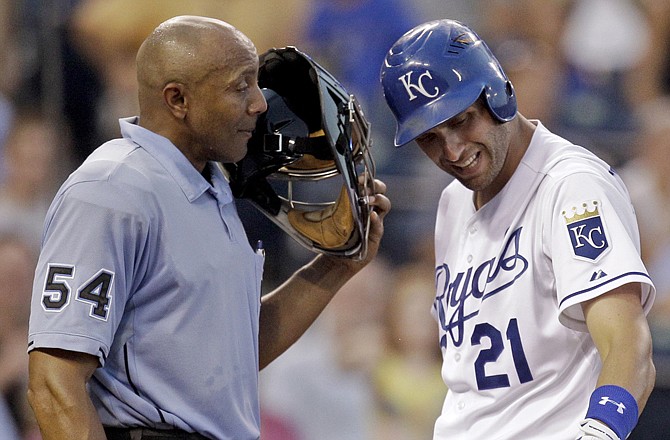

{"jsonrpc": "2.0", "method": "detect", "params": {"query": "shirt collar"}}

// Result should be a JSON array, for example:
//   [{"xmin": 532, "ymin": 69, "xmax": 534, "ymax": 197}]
[{"xmin": 119, "ymin": 117, "xmax": 233, "ymax": 205}]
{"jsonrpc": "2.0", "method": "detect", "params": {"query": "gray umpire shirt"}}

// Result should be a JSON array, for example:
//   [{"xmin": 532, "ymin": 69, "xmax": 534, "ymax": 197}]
[{"xmin": 28, "ymin": 117, "xmax": 264, "ymax": 439}]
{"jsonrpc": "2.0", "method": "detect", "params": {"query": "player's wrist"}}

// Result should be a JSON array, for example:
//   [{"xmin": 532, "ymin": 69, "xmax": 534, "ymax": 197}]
[
  {"xmin": 577, "ymin": 418, "xmax": 620, "ymax": 439},
  {"xmin": 579, "ymin": 385, "xmax": 638, "ymax": 440},
  {"xmin": 298, "ymin": 254, "xmax": 360, "ymax": 290},
  {"xmin": 313, "ymin": 252, "xmax": 365, "ymax": 276}
]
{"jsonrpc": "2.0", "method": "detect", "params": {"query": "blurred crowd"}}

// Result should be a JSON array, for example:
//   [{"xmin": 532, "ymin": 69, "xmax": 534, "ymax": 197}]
[{"xmin": 1, "ymin": 0, "xmax": 670, "ymax": 438}]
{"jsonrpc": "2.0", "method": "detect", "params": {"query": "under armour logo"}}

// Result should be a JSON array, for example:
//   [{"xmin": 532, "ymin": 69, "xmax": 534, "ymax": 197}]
[
  {"xmin": 599, "ymin": 396, "xmax": 626, "ymax": 414},
  {"xmin": 398, "ymin": 70, "xmax": 440, "ymax": 101}
]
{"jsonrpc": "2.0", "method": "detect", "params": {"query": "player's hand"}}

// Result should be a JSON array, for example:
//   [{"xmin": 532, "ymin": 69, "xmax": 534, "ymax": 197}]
[
  {"xmin": 323, "ymin": 176, "xmax": 390, "ymax": 271},
  {"xmin": 365, "ymin": 176, "xmax": 390, "ymax": 252},
  {"xmin": 576, "ymin": 418, "xmax": 621, "ymax": 440}
]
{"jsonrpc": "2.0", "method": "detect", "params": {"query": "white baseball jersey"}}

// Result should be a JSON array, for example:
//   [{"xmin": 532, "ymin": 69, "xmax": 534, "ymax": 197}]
[{"xmin": 431, "ymin": 121, "xmax": 654, "ymax": 439}]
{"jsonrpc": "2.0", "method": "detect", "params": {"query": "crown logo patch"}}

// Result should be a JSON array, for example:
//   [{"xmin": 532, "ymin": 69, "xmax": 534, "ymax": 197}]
[
  {"xmin": 563, "ymin": 201, "xmax": 600, "ymax": 224},
  {"xmin": 562, "ymin": 200, "xmax": 609, "ymax": 261}
]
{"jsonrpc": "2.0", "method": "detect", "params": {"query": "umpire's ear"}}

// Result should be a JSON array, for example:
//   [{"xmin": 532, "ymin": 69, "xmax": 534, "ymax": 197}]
[{"xmin": 162, "ymin": 81, "xmax": 188, "ymax": 120}]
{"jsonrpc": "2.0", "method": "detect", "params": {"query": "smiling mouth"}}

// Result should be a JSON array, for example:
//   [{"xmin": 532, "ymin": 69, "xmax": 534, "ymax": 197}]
[{"xmin": 454, "ymin": 152, "xmax": 480, "ymax": 171}]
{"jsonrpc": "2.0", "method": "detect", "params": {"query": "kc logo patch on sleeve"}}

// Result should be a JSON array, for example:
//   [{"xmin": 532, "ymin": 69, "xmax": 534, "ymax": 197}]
[{"xmin": 562, "ymin": 200, "xmax": 610, "ymax": 262}]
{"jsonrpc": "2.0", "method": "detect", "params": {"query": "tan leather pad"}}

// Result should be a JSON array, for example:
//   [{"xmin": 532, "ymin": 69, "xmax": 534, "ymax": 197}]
[{"xmin": 287, "ymin": 185, "xmax": 355, "ymax": 249}]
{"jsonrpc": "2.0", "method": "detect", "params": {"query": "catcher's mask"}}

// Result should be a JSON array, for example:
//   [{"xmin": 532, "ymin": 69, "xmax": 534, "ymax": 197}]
[{"xmin": 223, "ymin": 46, "xmax": 375, "ymax": 260}]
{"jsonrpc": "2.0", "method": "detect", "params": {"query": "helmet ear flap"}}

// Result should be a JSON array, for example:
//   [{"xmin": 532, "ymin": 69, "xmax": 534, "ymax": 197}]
[{"xmin": 485, "ymin": 80, "xmax": 517, "ymax": 122}]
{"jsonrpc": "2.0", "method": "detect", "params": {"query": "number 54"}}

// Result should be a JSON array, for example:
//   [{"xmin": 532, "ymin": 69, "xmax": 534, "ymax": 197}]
[{"xmin": 41, "ymin": 264, "xmax": 114, "ymax": 321}]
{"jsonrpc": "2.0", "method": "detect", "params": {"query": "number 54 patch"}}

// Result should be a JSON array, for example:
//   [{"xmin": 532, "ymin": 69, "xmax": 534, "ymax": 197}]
[
  {"xmin": 41, "ymin": 264, "xmax": 114, "ymax": 321},
  {"xmin": 562, "ymin": 200, "xmax": 610, "ymax": 262}
]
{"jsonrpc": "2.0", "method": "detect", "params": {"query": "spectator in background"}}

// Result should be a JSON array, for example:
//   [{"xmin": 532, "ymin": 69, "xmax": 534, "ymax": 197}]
[
  {"xmin": 480, "ymin": 0, "xmax": 571, "ymax": 131},
  {"xmin": 0, "ymin": 111, "xmax": 69, "ymax": 252},
  {"xmin": 373, "ymin": 260, "xmax": 445, "ymax": 440},
  {"xmin": 626, "ymin": 13, "xmax": 670, "ymax": 425},
  {"xmin": 0, "ymin": 235, "xmax": 40, "ymax": 439},
  {"xmin": 66, "ymin": 0, "xmax": 310, "ymax": 163},
  {"xmin": 625, "ymin": 0, "xmax": 670, "ymax": 105},
  {"xmin": 0, "ymin": 1, "xmax": 24, "ymax": 174},
  {"xmin": 302, "ymin": 0, "xmax": 415, "ymax": 110},
  {"xmin": 619, "ymin": 96, "xmax": 670, "ymax": 439},
  {"xmin": 556, "ymin": 0, "xmax": 651, "ymax": 166},
  {"xmin": 481, "ymin": 0, "xmax": 654, "ymax": 167},
  {"xmin": 260, "ymin": 258, "xmax": 393, "ymax": 440},
  {"xmin": 620, "ymin": 97, "xmax": 670, "ymax": 298},
  {"xmin": 301, "ymin": 0, "xmax": 418, "ymax": 170},
  {"xmin": 0, "ymin": 397, "xmax": 21, "ymax": 440}
]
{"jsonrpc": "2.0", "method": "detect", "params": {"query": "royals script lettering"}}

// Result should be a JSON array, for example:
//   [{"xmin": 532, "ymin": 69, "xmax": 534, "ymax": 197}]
[{"xmin": 434, "ymin": 227, "xmax": 529, "ymax": 350}]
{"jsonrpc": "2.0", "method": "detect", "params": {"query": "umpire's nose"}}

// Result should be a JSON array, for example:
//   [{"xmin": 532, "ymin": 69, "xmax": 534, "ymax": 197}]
[{"xmin": 249, "ymin": 84, "xmax": 268, "ymax": 115}]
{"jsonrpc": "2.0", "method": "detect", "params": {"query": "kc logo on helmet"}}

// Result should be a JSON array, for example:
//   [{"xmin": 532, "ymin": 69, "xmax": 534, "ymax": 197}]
[
  {"xmin": 398, "ymin": 70, "xmax": 440, "ymax": 101},
  {"xmin": 562, "ymin": 200, "xmax": 609, "ymax": 262}
]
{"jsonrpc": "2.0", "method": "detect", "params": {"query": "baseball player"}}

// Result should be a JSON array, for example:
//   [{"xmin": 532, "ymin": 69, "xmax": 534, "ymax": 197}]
[
  {"xmin": 26, "ymin": 16, "xmax": 390, "ymax": 440},
  {"xmin": 380, "ymin": 20, "xmax": 655, "ymax": 440}
]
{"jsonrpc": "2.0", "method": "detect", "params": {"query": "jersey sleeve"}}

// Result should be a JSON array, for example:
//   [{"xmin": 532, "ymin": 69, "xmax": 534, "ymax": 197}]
[
  {"xmin": 543, "ymin": 170, "xmax": 655, "ymax": 331},
  {"xmin": 28, "ymin": 178, "xmax": 151, "ymax": 365}
]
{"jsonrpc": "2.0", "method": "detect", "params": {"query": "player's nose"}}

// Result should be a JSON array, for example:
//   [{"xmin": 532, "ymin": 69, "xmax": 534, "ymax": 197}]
[{"xmin": 437, "ymin": 130, "xmax": 466, "ymax": 163}]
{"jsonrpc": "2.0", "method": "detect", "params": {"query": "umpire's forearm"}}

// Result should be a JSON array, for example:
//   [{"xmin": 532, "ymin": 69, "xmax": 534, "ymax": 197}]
[
  {"xmin": 28, "ymin": 349, "xmax": 107, "ymax": 439},
  {"xmin": 258, "ymin": 190, "xmax": 388, "ymax": 369},
  {"xmin": 258, "ymin": 254, "xmax": 360, "ymax": 369}
]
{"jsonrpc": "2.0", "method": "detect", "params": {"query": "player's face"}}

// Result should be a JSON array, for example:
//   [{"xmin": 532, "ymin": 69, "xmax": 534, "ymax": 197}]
[
  {"xmin": 415, "ymin": 100, "xmax": 513, "ymax": 200},
  {"xmin": 186, "ymin": 44, "xmax": 267, "ymax": 165}
]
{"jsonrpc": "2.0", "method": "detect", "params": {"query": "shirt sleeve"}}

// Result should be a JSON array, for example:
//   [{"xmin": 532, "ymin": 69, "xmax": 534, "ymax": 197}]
[
  {"xmin": 543, "ymin": 171, "xmax": 655, "ymax": 331},
  {"xmin": 28, "ymin": 178, "xmax": 150, "ymax": 365}
]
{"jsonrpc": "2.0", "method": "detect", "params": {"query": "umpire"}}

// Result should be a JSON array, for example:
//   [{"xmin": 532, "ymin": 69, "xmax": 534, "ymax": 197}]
[{"xmin": 26, "ymin": 15, "xmax": 389, "ymax": 439}]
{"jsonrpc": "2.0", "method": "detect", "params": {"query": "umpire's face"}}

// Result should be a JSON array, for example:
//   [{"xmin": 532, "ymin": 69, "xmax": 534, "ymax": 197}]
[
  {"xmin": 414, "ymin": 99, "xmax": 514, "ymax": 201},
  {"xmin": 138, "ymin": 17, "xmax": 268, "ymax": 171},
  {"xmin": 186, "ymin": 36, "xmax": 267, "ymax": 165}
]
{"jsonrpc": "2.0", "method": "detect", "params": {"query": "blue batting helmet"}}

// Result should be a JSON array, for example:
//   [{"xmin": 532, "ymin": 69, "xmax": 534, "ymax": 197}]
[{"xmin": 380, "ymin": 19, "xmax": 517, "ymax": 146}]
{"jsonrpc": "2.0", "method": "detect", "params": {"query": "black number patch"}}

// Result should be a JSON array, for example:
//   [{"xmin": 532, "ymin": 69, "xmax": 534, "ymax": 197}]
[
  {"xmin": 42, "ymin": 264, "xmax": 114, "ymax": 321},
  {"xmin": 42, "ymin": 265, "xmax": 75, "ymax": 310},
  {"xmin": 76, "ymin": 270, "xmax": 113, "ymax": 320}
]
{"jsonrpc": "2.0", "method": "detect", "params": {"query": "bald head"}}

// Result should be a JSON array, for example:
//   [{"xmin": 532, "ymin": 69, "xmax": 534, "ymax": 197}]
[
  {"xmin": 132, "ymin": 15, "xmax": 266, "ymax": 169},
  {"xmin": 136, "ymin": 15, "xmax": 256, "ymax": 111}
]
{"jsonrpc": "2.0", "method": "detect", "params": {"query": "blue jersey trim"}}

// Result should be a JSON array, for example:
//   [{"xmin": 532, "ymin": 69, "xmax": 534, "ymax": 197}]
[{"xmin": 559, "ymin": 272, "xmax": 652, "ymax": 308}]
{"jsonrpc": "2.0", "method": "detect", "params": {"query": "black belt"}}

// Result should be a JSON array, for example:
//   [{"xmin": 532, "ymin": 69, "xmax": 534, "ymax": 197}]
[{"xmin": 104, "ymin": 427, "xmax": 209, "ymax": 440}]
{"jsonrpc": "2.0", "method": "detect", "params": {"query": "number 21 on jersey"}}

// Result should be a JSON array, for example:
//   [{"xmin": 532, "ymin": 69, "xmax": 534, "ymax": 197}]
[{"xmin": 472, "ymin": 318, "xmax": 533, "ymax": 390}]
